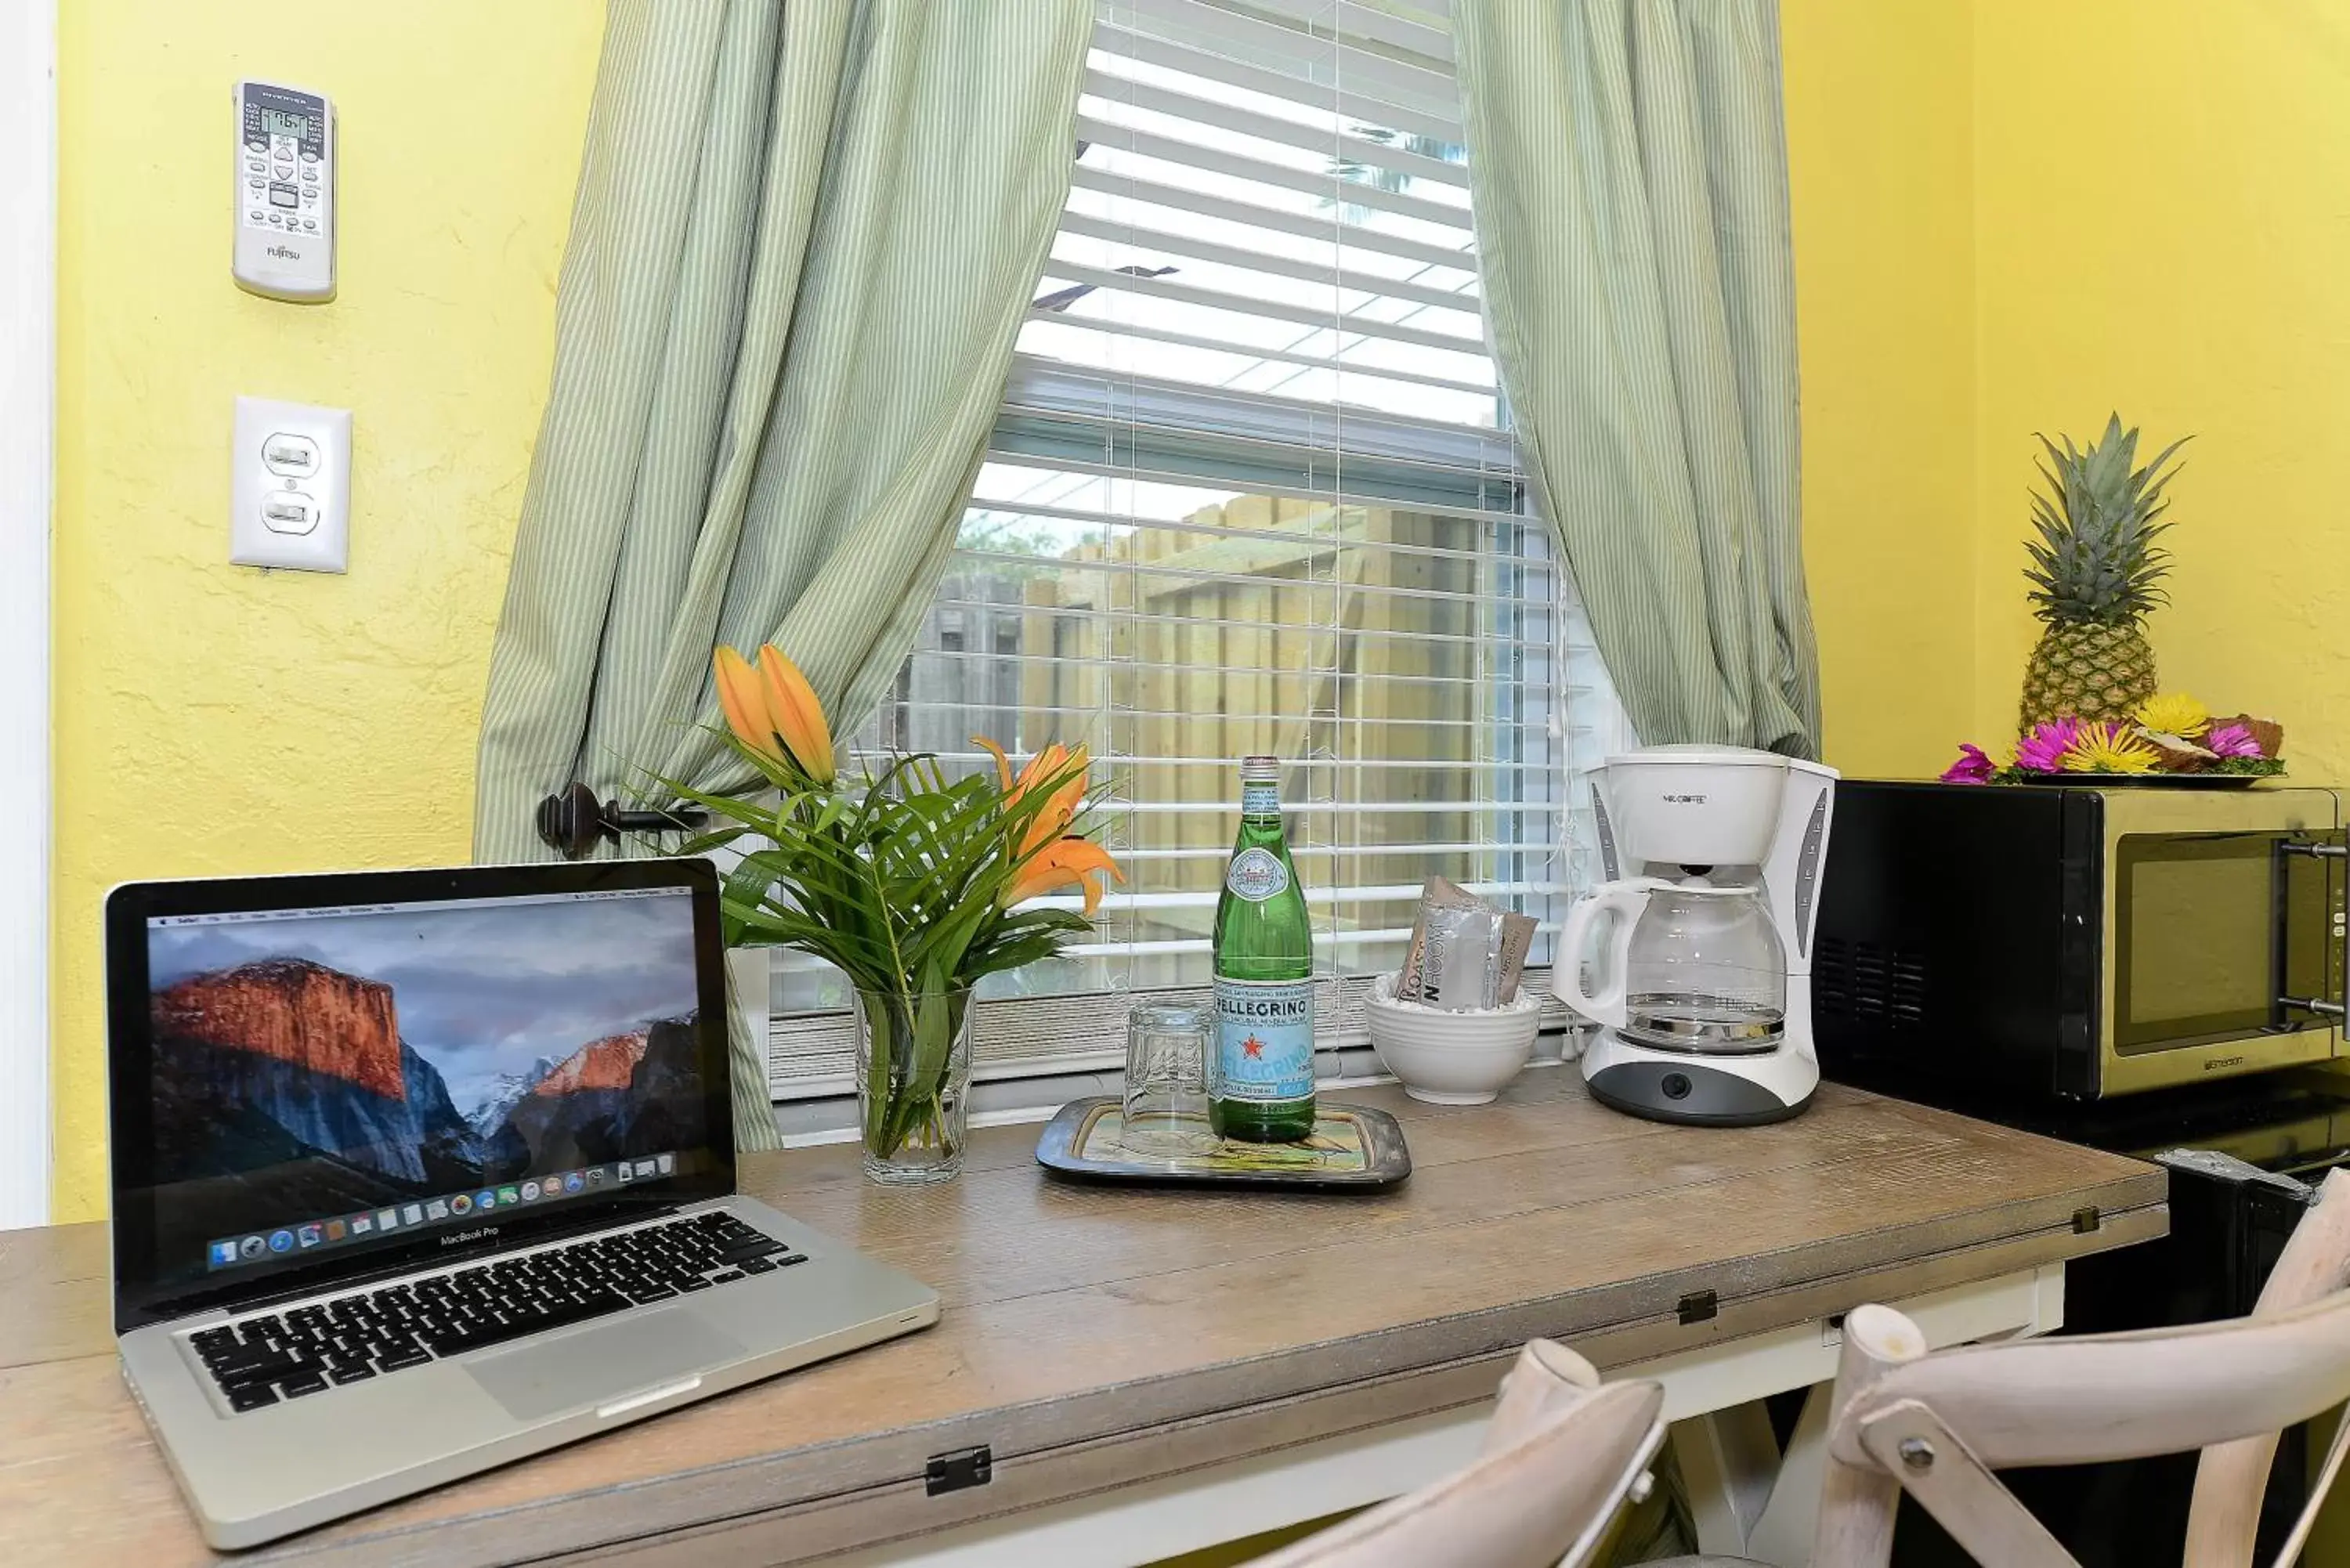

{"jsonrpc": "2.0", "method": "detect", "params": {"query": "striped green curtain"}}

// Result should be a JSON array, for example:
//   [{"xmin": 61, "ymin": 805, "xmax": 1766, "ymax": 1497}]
[
  {"xmin": 1455, "ymin": 0, "xmax": 1820, "ymax": 756},
  {"xmin": 472, "ymin": 0, "xmax": 1091, "ymax": 1147}
]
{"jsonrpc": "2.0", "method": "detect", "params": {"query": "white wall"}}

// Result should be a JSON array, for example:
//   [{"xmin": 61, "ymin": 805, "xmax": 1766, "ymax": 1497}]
[{"xmin": 0, "ymin": 0, "xmax": 55, "ymax": 1230}]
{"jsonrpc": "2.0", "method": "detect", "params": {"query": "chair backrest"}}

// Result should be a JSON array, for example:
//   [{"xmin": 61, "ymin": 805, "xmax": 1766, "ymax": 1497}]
[
  {"xmin": 1812, "ymin": 1168, "xmax": 2350, "ymax": 1568},
  {"xmin": 2188, "ymin": 1165, "xmax": 2350, "ymax": 1566},
  {"xmin": 1250, "ymin": 1339, "xmax": 1666, "ymax": 1568}
]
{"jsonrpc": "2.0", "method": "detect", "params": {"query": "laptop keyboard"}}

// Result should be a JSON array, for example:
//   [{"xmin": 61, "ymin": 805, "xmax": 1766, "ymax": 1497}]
[{"xmin": 187, "ymin": 1209, "xmax": 805, "ymax": 1413}]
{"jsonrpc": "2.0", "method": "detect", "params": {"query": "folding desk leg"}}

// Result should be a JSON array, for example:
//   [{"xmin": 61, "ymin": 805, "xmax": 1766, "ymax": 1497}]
[
  {"xmin": 1668, "ymin": 1400, "xmax": 1780, "ymax": 1556},
  {"xmin": 1744, "ymin": 1382, "xmax": 1832, "ymax": 1567}
]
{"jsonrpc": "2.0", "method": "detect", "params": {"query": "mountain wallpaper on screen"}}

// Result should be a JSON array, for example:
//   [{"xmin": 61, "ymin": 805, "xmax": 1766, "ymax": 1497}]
[{"xmin": 149, "ymin": 956, "xmax": 706, "ymax": 1216}]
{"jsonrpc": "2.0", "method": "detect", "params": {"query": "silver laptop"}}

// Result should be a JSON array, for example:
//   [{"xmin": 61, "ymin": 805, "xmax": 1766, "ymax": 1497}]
[{"xmin": 105, "ymin": 862, "xmax": 939, "ymax": 1550}]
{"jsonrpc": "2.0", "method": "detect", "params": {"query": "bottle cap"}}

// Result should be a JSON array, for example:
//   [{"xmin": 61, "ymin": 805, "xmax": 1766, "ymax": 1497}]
[{"xmin": 1240, "ymin": 755, "xmax": 1279, "ymax": 782}]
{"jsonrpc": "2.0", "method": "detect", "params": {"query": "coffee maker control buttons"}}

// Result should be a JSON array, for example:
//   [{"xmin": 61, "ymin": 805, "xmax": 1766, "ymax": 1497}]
[{"xmin": 1794, "ymin": 793, "xmax": 1830, "ymax": 955}]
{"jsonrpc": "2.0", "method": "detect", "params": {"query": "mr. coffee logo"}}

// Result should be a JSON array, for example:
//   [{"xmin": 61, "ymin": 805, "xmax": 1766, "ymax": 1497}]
[
  {"xmin": 1662, "ymin": 793, "xmax": 1708, "ymax": 804},
  {"xmin": 1225, "ymin": 846, "xmax": 1289, "ymax": 902}
]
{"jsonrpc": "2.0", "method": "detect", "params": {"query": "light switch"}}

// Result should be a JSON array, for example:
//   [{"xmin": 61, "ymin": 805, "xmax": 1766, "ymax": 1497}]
[
  {"xmin": 258, "ymin": 489, "xmax": 318, "ymax": 533},
  {"xmin": 261, "ymin": 432, "xmax": 320, "ymax": 478},
  {"xmin": 231, "ymin": 396, "xmax": 349, "ymax": 572}
]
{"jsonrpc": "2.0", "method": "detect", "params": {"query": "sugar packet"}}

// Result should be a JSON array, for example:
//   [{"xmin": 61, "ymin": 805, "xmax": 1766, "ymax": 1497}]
[{"xmin": 1399, "ymin": 876, "xmax": 1537, "ymax": 1007}]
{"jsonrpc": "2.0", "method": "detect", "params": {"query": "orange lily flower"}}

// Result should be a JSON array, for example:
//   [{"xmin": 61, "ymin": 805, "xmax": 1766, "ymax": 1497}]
[
  {"xmin": 714, "ymin": 645, "xmax": 783, "ymax": 768},
  {"xmin": 757, "ymin": 645, "xmax": 835, "ymax": 785},
  {"xmin": 1001, "ymin": 837, "xmax": 1123, "ymax": 916},
  {"xmin": 974, "ymin": 736, "xmax": 1091, "ymax": 854},
  {"xmin": 711, "ymin": 643, "xmax": 835, "ymax": 785}
]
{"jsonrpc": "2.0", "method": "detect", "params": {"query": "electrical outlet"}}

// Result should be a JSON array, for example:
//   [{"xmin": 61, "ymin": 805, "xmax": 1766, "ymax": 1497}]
[{"xmin": 231, "ymin": 396, "xmax": 349, "ymax": 573}]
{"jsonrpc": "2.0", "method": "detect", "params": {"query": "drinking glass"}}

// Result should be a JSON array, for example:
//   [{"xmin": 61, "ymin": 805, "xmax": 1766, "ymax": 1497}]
[{"xmin": 1122, "ymin": 1002, "xmax": 1218, "ymax": 1156}]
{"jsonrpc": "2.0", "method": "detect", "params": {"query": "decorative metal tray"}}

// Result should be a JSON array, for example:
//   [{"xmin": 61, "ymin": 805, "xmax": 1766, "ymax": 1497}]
[{"xmin": 1033, "ymin": 1097, "xmax": 1412, "ymax": 1192}]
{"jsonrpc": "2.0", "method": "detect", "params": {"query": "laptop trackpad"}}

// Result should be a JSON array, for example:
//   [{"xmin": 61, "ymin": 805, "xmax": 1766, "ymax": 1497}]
[{"xmin": 467, "ymin": 1310, "xmax": 747, "ymax": 1422}]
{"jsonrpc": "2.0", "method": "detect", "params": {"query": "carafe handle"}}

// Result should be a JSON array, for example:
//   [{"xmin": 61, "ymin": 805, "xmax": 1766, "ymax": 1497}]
[{"xmin": 1554, "ymin": 878, "xmax": 1661, "ymax": 1029}]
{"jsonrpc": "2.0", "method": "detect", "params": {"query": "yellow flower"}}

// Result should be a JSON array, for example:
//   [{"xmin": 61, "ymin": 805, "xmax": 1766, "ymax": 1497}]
[
  {"xmin": 2133, "ymin": 692, "xmax": 2210, "ymax": 738},
  {"xmin": 713, "ymin": 646, "xmax": 779, "ymax": 768},
  {"xmin": 2061, "ymin": 721, "xmax": 2159, "ymax": 774},
  {"xmin": 974, "ymin": 736, "xmax": 1090, "ymax": 856},
  {"xmin": 710, "ymin": 643, "xmax": 835, "ymax": 785},
  {"xmin": 974, "ymin": 735, "xmax": 1123, "ymax": 914},
  {"xmin": 1000, "ymin": 836, "xmax": 1124, "ymax": 916},
  {"xmin": 757, "ymin": 645, "xmax": 834, "ymax": 785}
]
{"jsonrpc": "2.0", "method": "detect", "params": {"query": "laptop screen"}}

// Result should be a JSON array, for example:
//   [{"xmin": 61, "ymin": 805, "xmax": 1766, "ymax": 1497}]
[{"xmin": 107, "ymin": 863, "xmax": 735, "ymax": 1331}]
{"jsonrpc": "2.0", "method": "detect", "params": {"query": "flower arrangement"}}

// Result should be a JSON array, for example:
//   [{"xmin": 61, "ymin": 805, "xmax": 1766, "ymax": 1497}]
[
  {"xmin": 1941, "ymin": 693, "xmax": 2286, "ymax": 784},
  {"xmin": 671, "ymin": 644, "xmax": 1123, "ymax": 1178}
]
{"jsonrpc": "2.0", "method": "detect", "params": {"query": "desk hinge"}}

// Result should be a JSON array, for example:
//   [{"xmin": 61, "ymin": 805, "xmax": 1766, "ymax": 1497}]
[
  {"xmin": 2073, "ymin": 1205, "xmax": 2101, "ymax": 1234},
  {"xmin": 1677, "ymin": 1288, "xmax": 1718, "ymax": 1325},
  {"xmin": 925, "ymin": 1443, "xmax": 993, "ymax": 1497}
]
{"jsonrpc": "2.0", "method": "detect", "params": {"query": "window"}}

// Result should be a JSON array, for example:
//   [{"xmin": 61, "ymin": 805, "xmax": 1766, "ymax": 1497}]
[{"xmin": 765, "ymin": 0, "xmax": 1633, "ymax": 1097}]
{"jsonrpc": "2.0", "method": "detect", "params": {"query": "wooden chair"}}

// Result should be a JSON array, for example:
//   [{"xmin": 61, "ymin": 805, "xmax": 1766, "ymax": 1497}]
[
  {"xmin": 1260, "ymin": 1172, "xmax": 2350, "ymax": 1568},
  {"xmin": 1246, "ymin": 1339, "xmax": 1668, "ymax": 1568},
  {"xmin": 1786, "ymin": 1165, "xmax": 2350, "ymax": 1568}
]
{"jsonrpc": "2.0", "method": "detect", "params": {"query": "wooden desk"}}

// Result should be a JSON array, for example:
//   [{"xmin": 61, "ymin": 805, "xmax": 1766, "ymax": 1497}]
[{"xmin": 0, "ymin": 1072, "xmax": 2164, "ymax": 1566}]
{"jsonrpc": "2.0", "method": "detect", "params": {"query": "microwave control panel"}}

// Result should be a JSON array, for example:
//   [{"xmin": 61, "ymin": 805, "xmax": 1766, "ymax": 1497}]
[{"xmin": 232, "ymin": 80, "xmax": 335, "ymax": 302}]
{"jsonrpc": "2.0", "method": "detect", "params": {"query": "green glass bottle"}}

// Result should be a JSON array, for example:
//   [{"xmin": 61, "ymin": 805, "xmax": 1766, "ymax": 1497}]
[{"xmin": 1210, "ymin": 755, "xmax": 1316, "ymax": 1143}]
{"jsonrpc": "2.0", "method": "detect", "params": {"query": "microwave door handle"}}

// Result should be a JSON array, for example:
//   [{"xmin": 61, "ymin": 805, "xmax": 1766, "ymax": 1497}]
[{"xmin": 2280, "ymin": 836, "xmax": 2349, "ymax": 1019}]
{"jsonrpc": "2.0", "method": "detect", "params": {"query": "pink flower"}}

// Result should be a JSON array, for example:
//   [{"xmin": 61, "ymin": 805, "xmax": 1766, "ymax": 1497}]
[
  {"xmin": 1940, "ymin": 743, "xmax": 1997, "ymax": 785},
  {"xmin": 2207, "ymin": 723, "xmax": 2264, "ymax": 759},
  {"xmin": 2013, "ymin": 718, "xmax": 2083, "ymax": 775}
]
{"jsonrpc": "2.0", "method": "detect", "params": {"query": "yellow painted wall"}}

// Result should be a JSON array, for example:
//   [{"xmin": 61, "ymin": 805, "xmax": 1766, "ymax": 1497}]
[
  {"xmin": 1783, "ymin": 0, "xmax": 1978, "ymax": 779},
  {"xmin": 44, "ymin": 4, "xmax": 1989, "ymax": 1219},
  {"xmin": 49, "ymin": 2, "xmax": 604, "ymax": 1220},
  {"xmin": 1973, "ymin": 1, "xmax": 2350, "ymax": 783}
]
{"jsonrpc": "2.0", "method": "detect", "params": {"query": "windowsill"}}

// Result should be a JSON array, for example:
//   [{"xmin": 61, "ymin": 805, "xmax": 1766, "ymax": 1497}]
[
  {"xmin": 767, "ymin": 1033, "xmax": 1581, "ymax": 1146},
  {"xmin": 765, "ymin": 966, "xmax": 1579, "ymax": 1103}
]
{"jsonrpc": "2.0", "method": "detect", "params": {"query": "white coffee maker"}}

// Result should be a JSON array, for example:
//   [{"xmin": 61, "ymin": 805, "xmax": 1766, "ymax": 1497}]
[{"xmin": 1554, "ymin": 745, "xmax": 1838, "ymax": 1125}]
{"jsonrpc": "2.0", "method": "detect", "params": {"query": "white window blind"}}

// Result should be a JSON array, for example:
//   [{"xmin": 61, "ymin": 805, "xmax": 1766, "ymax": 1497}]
[{"xmin": 765, "ymin": 0, "xmax": 1633, "ymax": 1097}]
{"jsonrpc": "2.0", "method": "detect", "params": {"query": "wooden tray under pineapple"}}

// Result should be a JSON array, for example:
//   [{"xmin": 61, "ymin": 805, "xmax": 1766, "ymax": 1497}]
[{"xmin": 1034, "ymin": 1097, "xmax": 1412, "ymax": 1191}]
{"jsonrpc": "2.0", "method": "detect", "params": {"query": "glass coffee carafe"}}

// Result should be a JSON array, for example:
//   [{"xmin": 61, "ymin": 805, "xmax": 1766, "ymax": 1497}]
[{"xmin": 1556, "ymin": 876, "xmax": 1787, "ymax": 1054}]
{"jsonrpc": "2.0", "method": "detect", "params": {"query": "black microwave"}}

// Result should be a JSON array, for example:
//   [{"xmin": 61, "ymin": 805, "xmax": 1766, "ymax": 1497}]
[{"xmin": 1815, "ymin": 781, "xmax": 2345, "ymax": 1100}]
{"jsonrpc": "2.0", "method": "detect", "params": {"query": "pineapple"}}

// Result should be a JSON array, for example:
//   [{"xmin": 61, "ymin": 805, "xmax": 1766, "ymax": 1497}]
[{"xmin": 2018, "ymin": 414, "xmax": 2189, "ymax": 728}]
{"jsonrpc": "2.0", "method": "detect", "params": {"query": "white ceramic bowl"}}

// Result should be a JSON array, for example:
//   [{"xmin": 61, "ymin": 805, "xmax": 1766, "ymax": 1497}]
[{"xmin": 1363, "ymin": 971, "xmax": 1544, "ymax": 1105}]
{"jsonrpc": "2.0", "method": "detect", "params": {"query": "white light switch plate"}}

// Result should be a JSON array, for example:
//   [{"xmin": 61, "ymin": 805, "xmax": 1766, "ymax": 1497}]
[{"xmin": 231, "ymin": 396, "xmax": 349, "ymax": 572}]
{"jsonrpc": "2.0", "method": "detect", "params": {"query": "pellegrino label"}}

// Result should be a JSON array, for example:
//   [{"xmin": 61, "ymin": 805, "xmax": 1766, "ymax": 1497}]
[
  {"xmin": 1241, "ymin": 779, "xmax": 1280, "ymax": 817},
  {"xmin": 1224, "ymin": 846, "xmax": 1288, "ymax": 902},
  {"xmin": 1213, "ymin": 977, "xmax": 1314, "ymax": 1104}
]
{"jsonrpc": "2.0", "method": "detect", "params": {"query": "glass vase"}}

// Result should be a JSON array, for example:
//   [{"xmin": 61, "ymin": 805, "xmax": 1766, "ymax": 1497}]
[{"xmin": 854, "ymin": 985, "xmax": 974, "ymax": 1184}]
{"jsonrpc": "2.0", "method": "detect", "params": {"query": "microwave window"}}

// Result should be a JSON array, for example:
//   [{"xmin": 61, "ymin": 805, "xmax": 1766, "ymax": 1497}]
[{"xmin": 2122, "ymin": 851, "xmax": 2272, "ymax": 1039}]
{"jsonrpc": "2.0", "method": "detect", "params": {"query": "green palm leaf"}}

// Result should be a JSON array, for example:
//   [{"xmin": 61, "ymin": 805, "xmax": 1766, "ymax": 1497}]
[{"xmin": 658, "ymin": 738, "xmax": 1119, "ymax": 1159}]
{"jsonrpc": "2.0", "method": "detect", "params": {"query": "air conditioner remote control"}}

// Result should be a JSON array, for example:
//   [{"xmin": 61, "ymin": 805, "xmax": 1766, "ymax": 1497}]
[{"xmin": 232, "ymin": 80, "xmax": 334, "ymax": 303}]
